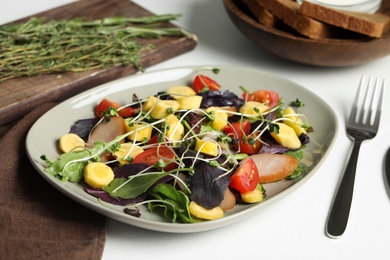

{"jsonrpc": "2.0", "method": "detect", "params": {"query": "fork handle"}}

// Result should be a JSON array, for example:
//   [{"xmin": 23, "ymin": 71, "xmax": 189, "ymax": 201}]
[{"xmin": 326, "ymin": 140, "xmax": 362, "ymax": 238}]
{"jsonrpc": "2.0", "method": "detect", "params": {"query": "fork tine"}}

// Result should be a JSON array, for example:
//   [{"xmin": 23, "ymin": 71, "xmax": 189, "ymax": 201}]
[
  {"xmin": 365, "ymin": 77, "xmax": 376, "ymax": 124},
  {"xmin": 358, "ymin": 77, "xmax": 371, "ymax": 124},
  {"xmin": 348, "ymin": 77, "xmax": 363, "ymax": 123},
  {"xmin": 373, "ymin": 79, "xmax": 385, "ymax": 127},
  {"xmin": 365, "ymin": 77, "xmax": 384, "ymax": 126},
  {"xmin": 350, "ymin": 77, "xmax": 384, "ymax": 127}
]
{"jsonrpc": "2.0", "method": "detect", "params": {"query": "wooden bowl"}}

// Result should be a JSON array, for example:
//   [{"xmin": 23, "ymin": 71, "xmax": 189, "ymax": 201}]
[{"xmin": 223, "ymin": 0, "xmax": 390, "ymax": 67}]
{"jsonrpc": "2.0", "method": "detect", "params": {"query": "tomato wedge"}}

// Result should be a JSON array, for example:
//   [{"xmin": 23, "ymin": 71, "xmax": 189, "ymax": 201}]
[
  {"xmin": 229, "ymin": 157, "xmax": 259, "ymax": 193},
  {"xmin": 96, "ymin": 98, "xmax": 136, "ymax": 118},
  {"xmin": 237, "ymin": 137, "xmax": 262, "ymax": 155},
  {"xmin": 132, "ymin": 146, "xmax": 177, "ymax": 171},
  {"xmin": 147, "ymin": 135, "xmax": 160, "ymax": 145},
  {"xmin": 223, "ymin": 121, "xmax": 251, "ymax": 139},
  {"xmin": 147, "ymin": 134, "xmax": 169, "ymax": 145},
  {"xmin": 193, "ymin": 75, "xmax": 221, "ymax": 93},
  {"xmin": 118, "ymin": 106, "xmax": 137, "ymax": 118},
  {"xmin": 242, "ymin": 90, "xmax": 280, "ymax": 107}
]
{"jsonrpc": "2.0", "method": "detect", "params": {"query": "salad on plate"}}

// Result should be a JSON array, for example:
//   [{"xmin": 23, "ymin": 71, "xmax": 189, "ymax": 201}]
[{"xmin": 40, "ymin": 67, "xmax": 312, "ymax": 223}]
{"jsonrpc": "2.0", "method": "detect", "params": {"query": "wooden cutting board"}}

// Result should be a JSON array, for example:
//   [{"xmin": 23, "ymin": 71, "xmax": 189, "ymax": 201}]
[{"xmin": 0, "ymin": 0, "xmax": 197, "ymax": 125}]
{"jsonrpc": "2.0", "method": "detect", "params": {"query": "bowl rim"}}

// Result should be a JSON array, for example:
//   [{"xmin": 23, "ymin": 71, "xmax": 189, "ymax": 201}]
[{"xmin": 224, "ymin": 0, "xmax": 390, "ymax": 45}]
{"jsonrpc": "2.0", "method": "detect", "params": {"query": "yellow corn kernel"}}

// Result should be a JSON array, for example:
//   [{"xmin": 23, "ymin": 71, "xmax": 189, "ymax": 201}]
[
  {"xmin": 270, "ymin": 122, "xmax": 301, "ymax": 149},
  {"xmin": 221, "ymin": 106, "xmax": 238, "ymax": 117},
  {"xmin": 239, "ymin": 101, "xmax": 269, "ymax": 118},
  {"xmin": 283, "ymin": 106, "xmax": 307, "ymax": 136},
  {"xmin": 59, "ymin": 133, "xmax": 85, "ymax": 153},
  {"xmin": 205, "ymin": 106, "xmax": 228, "ymax": 131},
  {"xmin": 113, "ymin": 143, "xmax": 144, "ymax": 164},
  {"xmin": 189, "ymin": 201, "xmax": 224, "ymax": 220},
  {"xmin": 149, "ymin": 100, "xmax": 180, "ymax": 119},
  {"xmin": 195, "ymin": 139, "xmax": 219, "ymax": 157},
  {"xmin": 142, "ymin": 96, "xmax": 160, "ymax": 112},
  {"xmin": 125, "ymin": 120, "xmax": 153, "ymax": 142},
  {"xmin": 167, "ymin": 86, "xmax": 196, "ymax": 99},
  {"xmin": 177, "ymin": 95, "xmax": 203, "ymax": 110},
  {"xmin": 84, "ymin": 162, "xmax": 114, "ymax": 189},
  {"xmin": 165, "ymin": 114, "xmax": 185, "ymax": 142},
  {"xmin": 241, "ymin": 188, "xmax": 263, "ymax": 203}
]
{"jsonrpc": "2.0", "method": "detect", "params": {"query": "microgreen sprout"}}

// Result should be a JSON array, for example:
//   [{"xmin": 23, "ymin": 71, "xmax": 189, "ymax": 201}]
[
  {"xmin": 197, "ymin": 66, "xmax": 220, "ymax": 76},
  {"xmin": 208, "ymin": 160, "xmax": 220, "ymax": 167},
  {"xmin": 108, "ymin": 141, "xmax": 121, "ymax": 153},
  {"xmin": 102, "ymin": 106, "xmax": 119, "ymax": 121},
  {"xmin": 290, "ymin": 98, "xmax": 304, "ymax": 107},
  {"xmin": 268, "ymin": 123, "xmax": 280, "ymax": 134},
  {"xmin": 167, "ymin": 107, "xmax": 174, "ymax": 114},
  {"xmin": 247, "ymin": 137, "xmax": 255, "ymax": 145},
  {"xmin": 239, "ymin": 85, "xmax": 250, "ymax": 97},
  {"xmin": 217, "ymin": 134, "xmax": 232, "ymax": 144}
]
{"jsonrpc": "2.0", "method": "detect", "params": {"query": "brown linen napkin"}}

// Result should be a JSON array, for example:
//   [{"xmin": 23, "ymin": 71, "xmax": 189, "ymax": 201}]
[{"xmin": 0, "ymin": 103, "xmax": 106, "ymax": 259}]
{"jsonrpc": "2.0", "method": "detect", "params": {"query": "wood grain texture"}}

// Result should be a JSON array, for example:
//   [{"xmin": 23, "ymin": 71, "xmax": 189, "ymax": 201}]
[{"xmin": 0, "ymin": 0, "xmax": 197, "ymax": 125}]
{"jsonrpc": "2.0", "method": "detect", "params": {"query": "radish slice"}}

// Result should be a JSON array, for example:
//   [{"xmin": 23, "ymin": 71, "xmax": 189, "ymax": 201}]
[
  {"xmin": 246, "ymin": 153, "xmax": 300, "ymax": 183},
  {"xmin": 88, "ymin": 116, "xmax": 126, "ymax": 145},
  {"xmin": 219, "ymin": 188, "xmax": 236, "ymax": 211},
  {"xmin": 87, "ymin": 116, "xmax": 127, "ymax": 162}
]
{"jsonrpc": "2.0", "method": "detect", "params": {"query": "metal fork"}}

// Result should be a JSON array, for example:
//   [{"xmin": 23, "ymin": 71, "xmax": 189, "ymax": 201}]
[{"xmin": 326, "ymin": 76, "xmax": 385, "ymax": 239}]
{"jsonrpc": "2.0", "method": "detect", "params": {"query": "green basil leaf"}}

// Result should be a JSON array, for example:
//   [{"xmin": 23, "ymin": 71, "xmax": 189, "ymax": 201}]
[
  {"xmin": 103, "ymin": 172, "xmax": 170, "ymax": 199},
  {"xmin": 148, "ymin": 184, "xmax": 197, "ymax": 223}
]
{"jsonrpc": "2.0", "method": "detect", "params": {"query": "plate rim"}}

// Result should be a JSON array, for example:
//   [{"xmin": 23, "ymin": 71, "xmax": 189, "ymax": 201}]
[{"xmin": 26, "ymin": 65, "xmax": 339, "ymax": 233}]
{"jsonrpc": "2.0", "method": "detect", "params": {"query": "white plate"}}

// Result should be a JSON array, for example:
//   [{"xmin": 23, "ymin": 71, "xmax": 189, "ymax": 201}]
[{"xmin": 26, "ymin": 66, "xmax": 338, "ymax": 233}]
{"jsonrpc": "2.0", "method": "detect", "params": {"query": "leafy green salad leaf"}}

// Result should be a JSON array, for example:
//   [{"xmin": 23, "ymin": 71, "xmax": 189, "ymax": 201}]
[
  {"xmin": 103, "ymin": 171, "xmax": 170, "ymax": 199},
  {"xmin": 43, "ymin": 141, "xmax": 105, "ymax": 182},
  {"xmin": 148, "ymin": 183, "xmax": 198, "ymax": 223}
]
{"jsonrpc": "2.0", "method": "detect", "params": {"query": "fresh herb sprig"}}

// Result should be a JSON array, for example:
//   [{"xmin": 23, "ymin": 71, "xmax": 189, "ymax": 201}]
[{"xmin": 0, "ymin": 14, "xmax": 193, "ymax": 82}]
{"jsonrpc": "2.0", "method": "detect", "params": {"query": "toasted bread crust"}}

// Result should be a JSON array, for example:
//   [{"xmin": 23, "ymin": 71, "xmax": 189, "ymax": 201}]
[
  {"xmin": 254, "ymin": 0, "xmax": 339, "ymax": 39},
  {"xmin": 300, "ymin": 0, "xmax": 390, "ymax": 37},
  {"xmin": 242, "ymin": 0, "xmax": 280, "ymax": 27},
  {"xmin": 254, "ymin": 0, "xmax": 338, "ymax": 39}
]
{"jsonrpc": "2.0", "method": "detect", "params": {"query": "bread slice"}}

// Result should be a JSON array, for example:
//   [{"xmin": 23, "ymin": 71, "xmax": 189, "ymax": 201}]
[
  {"xmin": 242, "ymin": 0, "xmax": 280, "ymax": 28},
  {"xmin": 300, "ymin": 0, "xmax": 390, "ymax": 38},
  {"xmin": 254, "ymin": 0, "xmax": 340, "ymax": 39}
]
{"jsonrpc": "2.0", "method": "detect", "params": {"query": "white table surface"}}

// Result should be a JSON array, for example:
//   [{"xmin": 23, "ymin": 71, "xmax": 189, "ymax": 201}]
[{"xmin": 2, "ymin": 1, "xmax": 390, "ymax": 259}]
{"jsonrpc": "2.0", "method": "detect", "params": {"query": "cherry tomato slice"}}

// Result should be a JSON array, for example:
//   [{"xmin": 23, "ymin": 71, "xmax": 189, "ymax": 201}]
[
  {"xmin": 147, "ymin": 134, "xmax": 169, "ymax": 145},
  {"xmin": 223, "ymin": 121, "xmax": 251, "ymax": 139},
  {"xmin": 118, "ymin": 106, "xmax": 137, "ymax": 118},
  {"xmin": 96, "ymin": 98, "xmax": 136, "ymax": 118},
  {"xmin": 193, "ymin": 75, "xmax": 221, "ymax": 93},
  {"xmin": 242, "ymin": 90, "xmax": 280, "ymax": 107},
  {"xmin": 237, "ymin": 137, "xmax": 262, "ymax": 155},
  {"xmin": 147, "ymin": 135, "xmax": 160, "ymax": 145},
  {"xmin": 133, "ymin": 146, "xmax": 177, "ymax": 171},
  {"xmin": 96, "ymin": 98, "xmax": 118, "ymax": 117},
  {"xmin": 229, "ymin": 157, "xmax": 259, "ymax": 193}
]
